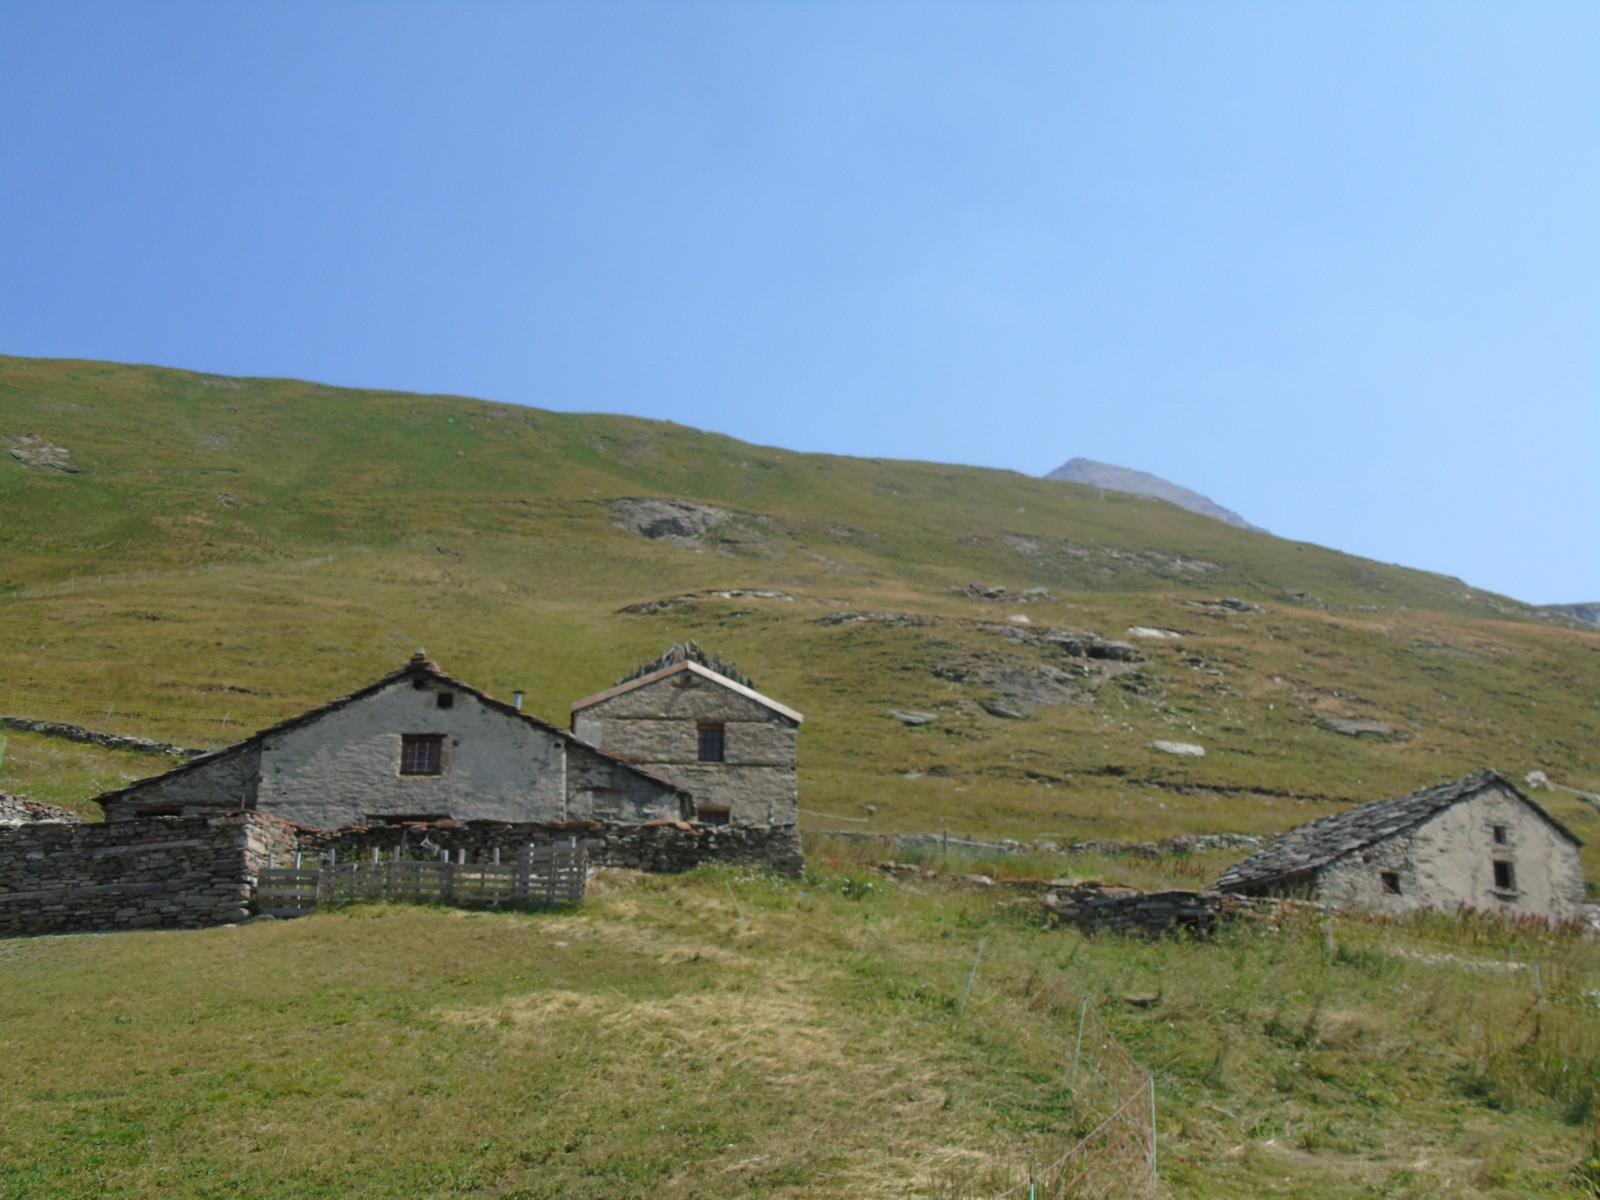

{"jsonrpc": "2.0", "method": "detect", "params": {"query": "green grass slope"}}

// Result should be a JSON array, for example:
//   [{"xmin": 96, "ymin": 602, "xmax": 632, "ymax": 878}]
[
  {"xmin": 1, "ymin": 866, "xmax": 1597, "ymax": 1199},
  {"xmin": 3, "ymin": 355, "xmax": 1598, "ymax": 862}
]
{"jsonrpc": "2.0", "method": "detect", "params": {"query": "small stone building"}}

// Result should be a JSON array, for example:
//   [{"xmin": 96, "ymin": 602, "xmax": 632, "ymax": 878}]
[
  {"xmin": 97, "ymin": 653, "xmax": 690, "ymax": 829},
  {"xmin": 1214, "ymin": 770, "xmax": 1585, "ymax": 922},
  {"xmin": 571, "ymin": 644, "xmax": 802, "ymax": 827}
]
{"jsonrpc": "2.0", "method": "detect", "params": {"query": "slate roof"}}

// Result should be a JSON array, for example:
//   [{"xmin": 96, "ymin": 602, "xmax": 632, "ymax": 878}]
[
  {"xmin": 1214, "ymin": 770, "xmax": 1581, "ymax": 893},
  {"xmin": 96, "ymin": 654, "xmax": 689, "ymax": 809}
]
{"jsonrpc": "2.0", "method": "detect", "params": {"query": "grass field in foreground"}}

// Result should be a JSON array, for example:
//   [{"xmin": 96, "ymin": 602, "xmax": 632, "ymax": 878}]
[{"xmin": 1, "ymin": 857, "xmax": 1597, "ymax": 1199}]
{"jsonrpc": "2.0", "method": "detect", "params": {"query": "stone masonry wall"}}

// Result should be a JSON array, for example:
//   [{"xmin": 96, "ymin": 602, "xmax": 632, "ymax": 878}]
[
  {"xmin": 295, "ymin": 819, "xmax": 804, "ymax": 878},
  {"xmin": 1044, "ymin": 883, "xmax": 1269, "ymax": 938},
  {"xmin": 0, "ymin": 812, "xmax": 298, "ymax": 936}
]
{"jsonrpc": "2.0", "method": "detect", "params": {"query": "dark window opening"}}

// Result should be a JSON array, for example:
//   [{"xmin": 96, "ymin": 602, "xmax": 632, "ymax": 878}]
[
  {"xmin": 1380, "ymin": 871, "xmax": 1400, "ymax": 895},
  {"xmin": 400, "ymin": 734, "xmax": 445, "ymax": 776},
  {"xmin": 1492, "ymin": 824, "xmax": 1508, "ymax": 845},
  {"xmin": 436, "ymin": 692, "xmax": 454, "ymax": 709},
  {"xmin": 698, "ymin": 806, "xmax": 731, "ymax": 826},
  {"xmin": 137, "ymin": 805, "xmax": 184, "ymax": 817},
  {"xmin": 1493, "ymin": 860, "xmax": 1516, "ymax": 891},
  {"xmin": 698, "ymin": 723, "xmax": 725, "ymax": 763}
]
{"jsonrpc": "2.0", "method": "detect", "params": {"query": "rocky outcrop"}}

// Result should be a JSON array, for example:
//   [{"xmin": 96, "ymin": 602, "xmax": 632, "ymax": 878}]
[
  {"xmin": 5, "ymin": 435, "xmax": 80, "ymax": 473},
  {"xmin": 1044, "ymin": 458, "xmax": 1260, "ymax": 531},
  {"xmin": 1543, "ymin": 603, "xmax": 1600, "ymax": 627}
]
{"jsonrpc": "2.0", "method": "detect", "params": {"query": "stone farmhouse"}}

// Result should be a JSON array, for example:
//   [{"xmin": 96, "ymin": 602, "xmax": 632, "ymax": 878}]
[
  {"xmin": 98, "ymin": 652, "xmax": 694, "ymax": 828},
  {"xmin": 571, "ymin": 643, "xmax": 802, "ymax": 827},
  {"xmin": 1214, "ymin": 770, "xmax": 1585, "ymax": 923}
]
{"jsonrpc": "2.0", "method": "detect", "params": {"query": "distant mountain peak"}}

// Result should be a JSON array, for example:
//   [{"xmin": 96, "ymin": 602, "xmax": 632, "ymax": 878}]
[{"xmin": 1044, "ymin": 458, "xmax": 1263, "ymax": 532}]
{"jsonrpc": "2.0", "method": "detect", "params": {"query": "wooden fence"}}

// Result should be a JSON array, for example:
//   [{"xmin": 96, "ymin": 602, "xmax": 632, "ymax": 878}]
[{"xmin": 254, "ymin": 842, "xmax": 587, "ymax": 916}]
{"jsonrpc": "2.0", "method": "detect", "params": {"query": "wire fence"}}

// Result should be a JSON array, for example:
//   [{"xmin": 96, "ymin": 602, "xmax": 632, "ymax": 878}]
[{"xmin": 941, "ymin": 1003, "xmax": 1159, "ymax": 1200}]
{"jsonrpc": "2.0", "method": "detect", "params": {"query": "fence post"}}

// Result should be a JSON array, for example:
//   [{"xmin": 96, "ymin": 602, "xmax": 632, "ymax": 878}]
[
  {"xmin": 959, "ymin": 937, "xmax": 986, "ymax": 1015},
  {"xmin": 1148, "ymin": 1073, "xmax": 1158, "ymax": 1188},
  {"xmin": 1069, "ymin": 998, "xmax": 1087, "ymax": 1093}
]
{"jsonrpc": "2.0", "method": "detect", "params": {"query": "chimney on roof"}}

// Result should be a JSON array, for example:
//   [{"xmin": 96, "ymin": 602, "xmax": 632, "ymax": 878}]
[
  {"xmin": 410, "ymin": 648, "xmax": 428, "ymax": 666},
  {"xmin": 513, "ymin": 690, "xmax": 524, "ymax": 711}
]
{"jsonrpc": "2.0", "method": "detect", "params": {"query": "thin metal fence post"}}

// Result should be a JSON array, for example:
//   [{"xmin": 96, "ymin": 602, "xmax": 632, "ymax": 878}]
[
  {"xmin": 959, "ymin": 937, "xmax": 986, "ymax": 1015},
  {"xmin": 1069, "ymin": 998, "xmax": 1087, "ymax": 1092},
  {"xmin": 1148, "ymin": 1072, "xmax": 1158, "ymax": 1187}
]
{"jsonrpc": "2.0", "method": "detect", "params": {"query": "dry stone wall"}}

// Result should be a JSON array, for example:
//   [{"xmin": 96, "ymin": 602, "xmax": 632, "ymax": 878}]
[
  {"xmin": 296, "ymin": 818, "xmax": 804, "ymax": 878},
  {"xmin": 0, "ymin": 812, "xmax": 297, "ymax": 936},
  {"xmin": 1043, "ymin": 883, "xmax": 1267, "ymax": 937}
]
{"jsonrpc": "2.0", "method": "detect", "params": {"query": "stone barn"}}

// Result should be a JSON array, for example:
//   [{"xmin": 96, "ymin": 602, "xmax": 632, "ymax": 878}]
[
  {"xmin": 97, "ymin": 653, "xmax": 690, "ymax": 829},
  {"xmin": 571, "ymin": 644, "xmax": 802, "ymax": 827},
  {"xmin": 1214, "ymin": 770, "xmax": 1585, "ymax": 922}
]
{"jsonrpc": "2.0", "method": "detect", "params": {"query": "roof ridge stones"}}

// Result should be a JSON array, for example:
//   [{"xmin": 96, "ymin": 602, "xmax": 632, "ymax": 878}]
[
  {"xmin": 615, "ymin": 641, "xmax": 753, "ymax": 691},
  {"xmin": 1214, "ymin": 769, "xmax": 1580, "ymax": 892}
]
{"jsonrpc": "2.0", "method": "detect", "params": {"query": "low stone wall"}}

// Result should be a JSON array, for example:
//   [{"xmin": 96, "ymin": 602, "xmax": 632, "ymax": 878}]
[
  {"xmin": 295, "ymin": 819, "xmax": 804, "ymax": 878},
  {"xmin": 0, "ymin": 715, "xmax": 204, "ymax": 758},
  {"xmin": 0, "ymin": 812, "xmax": 297, "ymax": 936},
  {"xmin": 0, "ymin": 792, "xmax": 84, "ymax": 824},
  {"xmin": 1043, "ymin": 882, "xmax": 1264, "ymax": 938}
]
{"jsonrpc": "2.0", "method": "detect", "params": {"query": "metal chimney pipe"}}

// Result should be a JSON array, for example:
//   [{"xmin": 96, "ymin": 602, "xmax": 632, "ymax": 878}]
[{"xmin": 512, "ymin": 690, "xmax": 524, "ymax": 712}]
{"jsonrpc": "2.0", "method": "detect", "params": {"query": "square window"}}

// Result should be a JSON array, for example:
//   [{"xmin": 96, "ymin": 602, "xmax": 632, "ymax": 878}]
[
  {"xmin": 1380, "ymin": 871, "xmax": 1400, "ymax": 895},
  {"xmin": 698, "ymin": 723, "xmax": 725, "ymax": 763},
  {"xmin": 1492, "ymin": 824, "xmax": 1507, "ymax": 845},
  {"xmin": 698, "ymin": 806, "xmax": 731, "ymax": 827},
  {"xmin": 400, "ymin": 734, "xmax": 444, "ymax": 776},
  {"xmin": 436, "ymin": 692, "xmax": 454, "ymax": 709},
  {"xmin": 1492, "ymin": 860, "xmax": 1515, "ymax": 891}
]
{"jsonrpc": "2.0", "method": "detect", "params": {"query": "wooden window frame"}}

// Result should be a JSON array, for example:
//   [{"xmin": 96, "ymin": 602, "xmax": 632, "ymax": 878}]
[
  {"xmin": 697, "ymin": 722, "xmax": 725, "ymax": 763},
  {"xmin": 400, "ymin": 734, "xmax": 445, "ymax": 776}
]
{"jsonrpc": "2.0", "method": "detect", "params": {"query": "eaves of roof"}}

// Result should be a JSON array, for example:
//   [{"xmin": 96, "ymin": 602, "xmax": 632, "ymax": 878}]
[{"xmin": 570, "ymin": 659, "xmax": 804, "ymax": 725}]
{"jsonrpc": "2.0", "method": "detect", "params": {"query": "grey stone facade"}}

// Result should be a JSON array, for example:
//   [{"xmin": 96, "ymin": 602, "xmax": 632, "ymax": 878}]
[
  {"xmin": 97, "ymin": 655, "xmax": 690, "ymax": 830},
  {"xmin": 1215, "ymin": 771, "xmax": 1585, "ymax": 923},
  {"xmin": 571, "ymin": 646, "xmax": 802, "ymax": 827}
]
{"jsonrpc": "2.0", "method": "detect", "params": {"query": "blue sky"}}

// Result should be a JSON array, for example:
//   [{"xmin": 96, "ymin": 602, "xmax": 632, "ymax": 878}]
[{"xmin": 3, "ymin": 2, "xmax": 1596, "ymax": 603}]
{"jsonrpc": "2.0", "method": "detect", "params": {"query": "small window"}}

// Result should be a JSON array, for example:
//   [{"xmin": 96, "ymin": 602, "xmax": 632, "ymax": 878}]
[
  {"xmin": 1492, "ymin": 824, "xmax": 1507, "ymax": 845},
  {"xmin": 436, "ymin": 691, "xmax": 454, "ymax": 709},
  {"xmin": 698, "ymin": 806, "xmax": 731, "ymax": 827},
  {"xmin": 400, "ymin": 734, "xmax": 444, "ymax": 776},
  {"xmin": 697, "ymin": 723, "xmax": 725, "ymax": 763},
  {"xmin": 1380, "ymin": 871, "xmax": 1400, "ymax": 895},
  {"xmin": 1492, "ymin": 860, "xmax": 1515, "ymax": 891}
]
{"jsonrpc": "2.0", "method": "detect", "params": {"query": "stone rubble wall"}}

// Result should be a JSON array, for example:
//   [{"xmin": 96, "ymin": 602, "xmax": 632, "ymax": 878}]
[
  {"xmin": 1043, "ymin": 882, "xmax": 1273, "ymax": 938},
  {"xmin": 0, "ymin": 792, "xmax": 84, "ymax": 824},
  {"xmin": 295, "ymin": 819, "xmax": 804, "ymax": 878},
  {"xmin": 0, "ymin": 812, "xmax": 298, "ymax": 936},
  {"xmin": 0, "ymin": 715, "xmax": 204, "ymax": 758}
]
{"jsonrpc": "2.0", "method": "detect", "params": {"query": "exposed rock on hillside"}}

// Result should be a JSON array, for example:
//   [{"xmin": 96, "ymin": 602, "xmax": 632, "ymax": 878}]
[
  {"xmin": 6, "ymin": 434, "xmax": 79, "ymax": 472},
  {"xmin": 1045, "ymin": 457, "xmax": 1261, "ymax": 531},
  {"xmin": 610, "ymin": 498, "xmax": 730, "ymax": 541},
  {"xmin": 1317, "ymin": 715, "xmax": 1406, "ymax": 740},
  {"xmin": 994, "ymin": 533, "xmax": 1217, "ymax": 581},
  {"xmin": 1544, "ymin": 603, "xmax": 1600, "ymax": 627}
]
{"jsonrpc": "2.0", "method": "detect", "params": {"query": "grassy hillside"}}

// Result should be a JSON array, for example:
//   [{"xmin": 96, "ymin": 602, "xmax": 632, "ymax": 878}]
[{"xmin": 2, "ymin": 354, "xmax": 1598, "ymax": 864}]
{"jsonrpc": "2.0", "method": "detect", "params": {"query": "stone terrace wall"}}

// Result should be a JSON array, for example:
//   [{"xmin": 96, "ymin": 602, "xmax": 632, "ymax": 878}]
[
  {"xmin": 1044, "ymin": 882, "xmax": 1267, "ymax": 938},
  {"xmin": 296, "ymin": 819, "xmax": 804, "ymax": 878},
  {"xmin": 0, "ymin": 812, "xmax": 298, "ymax": 936}
]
